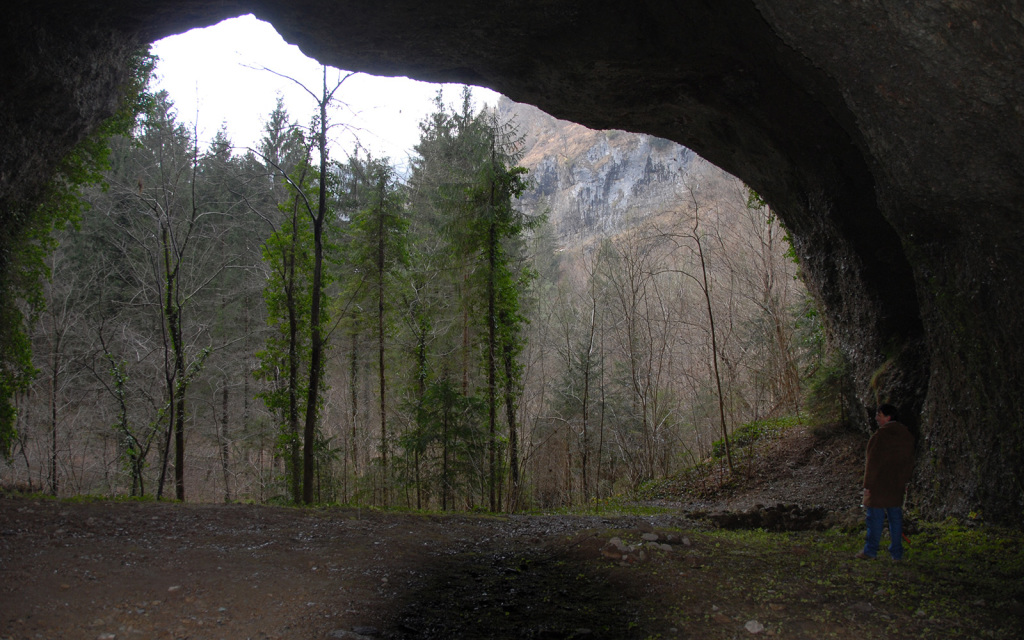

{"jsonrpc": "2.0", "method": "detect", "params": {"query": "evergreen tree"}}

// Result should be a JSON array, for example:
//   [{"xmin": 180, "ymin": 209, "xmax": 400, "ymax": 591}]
[
  {"xmin": 464, "ymin": 112, "xmax": 534, "ymax": 510},
  {"xmin": 344, "ymin": 156, "xmax": 408, "ymax": 505},
  {"xmin": 407, "ymin": 88, "xmax": 535, "ymax": 510},
  {"xmin": 258, "ymin": 95, "xmax": 306, "ymax": 184},
  {"xmin": 254, "ymin": 159, "xmax": 316, "ymax": 502}
]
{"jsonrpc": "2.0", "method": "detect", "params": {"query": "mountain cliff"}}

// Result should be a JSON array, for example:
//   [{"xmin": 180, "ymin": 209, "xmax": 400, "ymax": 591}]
[{"xmin": 499, "ymin": 98, "xmax": 697, "ymax": 249}]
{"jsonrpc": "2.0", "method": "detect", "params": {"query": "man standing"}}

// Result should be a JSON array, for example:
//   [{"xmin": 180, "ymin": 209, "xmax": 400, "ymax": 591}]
[{"xmin": 856, "ymin": 403, "xmax": 915, "ymax": 560}]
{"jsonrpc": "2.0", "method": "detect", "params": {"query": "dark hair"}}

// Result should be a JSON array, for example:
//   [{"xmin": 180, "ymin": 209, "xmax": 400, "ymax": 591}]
[{"xmin": 877, "ymin": 403, "xmax": 900, "ymax": 421}]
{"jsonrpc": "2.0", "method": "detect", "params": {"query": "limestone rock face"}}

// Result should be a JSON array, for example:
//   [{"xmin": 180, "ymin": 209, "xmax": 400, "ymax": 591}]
[
  {"xmin": 2, "ymin": 1, "xmax": 1023, "ymax": 521},
  {"xmin": 504, "ymin": 100, "xmax": 696, "ymax": 245}
]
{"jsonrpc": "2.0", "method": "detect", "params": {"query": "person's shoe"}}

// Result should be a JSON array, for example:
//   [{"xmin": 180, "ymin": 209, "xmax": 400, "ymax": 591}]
[{"xmin": 854, "ymin": 551, "xmax": 875, "ymax": 560}]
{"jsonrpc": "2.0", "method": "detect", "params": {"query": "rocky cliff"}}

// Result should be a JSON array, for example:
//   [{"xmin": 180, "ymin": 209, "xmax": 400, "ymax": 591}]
[{"xmin": 501, "ymin": 99, "xmax": 697, "ymax": 248}]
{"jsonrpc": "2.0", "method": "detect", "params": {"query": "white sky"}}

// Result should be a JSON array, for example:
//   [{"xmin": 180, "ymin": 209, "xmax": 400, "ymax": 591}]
[{"xmin": 150, "ymin": 14, "xmax": 501, "ymax": 170}]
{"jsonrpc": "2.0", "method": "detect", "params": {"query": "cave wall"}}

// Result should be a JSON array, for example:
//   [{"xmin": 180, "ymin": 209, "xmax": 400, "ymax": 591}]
[{"xmin": 2, "ymin": 1, "xmax": 1022, "ymax": 522}]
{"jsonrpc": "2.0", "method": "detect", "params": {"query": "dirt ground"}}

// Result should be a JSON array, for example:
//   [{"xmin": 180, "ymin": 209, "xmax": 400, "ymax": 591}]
[{"xmin": 3, "ymin": 426, "xmax": 1021, "ymax": 640}]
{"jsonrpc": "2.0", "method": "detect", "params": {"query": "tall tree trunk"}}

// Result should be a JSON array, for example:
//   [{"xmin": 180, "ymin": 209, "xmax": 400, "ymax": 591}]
[
  {"xmin": 487, "ymin": 268, "xmax": 497, "ymax": 510},
  {"xmin": 49, "ymin": 338, "xmax": 59, "ymax": 497},
  {"xmin": 350, "ymin": 332, "xmax": 359, "ymax": 486},
  {"xmin": 157, "ymin": 221, "xmax": 177, "ymax": 500},
  {"xmin": 377, "ymin": 189, "xmax": 388, "ymax": 506},
  {"xmin": 462, "ymin": 279, "xmax": 470, "ymax": 396},
  {"xmin": 486, "ymin": 187, "xmax": 498, "ymax": 512},
  {"xmin": 580, "ymin": 298, "xmax": 597, "ymax": 504},
  {"xmin": 503, "ymin": 345, "xmax": 519, "ymax": 511},
  {"xmin": 694, "ymin": 215, "xmax": 733, "ymax": 474},
  {"xmin": 220, "ymin": 382, "xmax": 232, "ymax": 503},
  {"xmin": 302, "ymin": 204, "xmax": 324, "ymax": 504},
  {"xmin": 155, "ymin": 353, "xmax": 174, "ymax": 500},
  {"xmin": 597, "ymin": 316, "xmax": 606, "ymax": 502},
  {"xmin": 442, "ymin": 397, "xmax": 450, "ymax": 511},
  {"xmin": 564, "ymin": 426, "xmax": 572, "ymax": 505},
  {"xmin": 287, "ymin": 216, "xmax": 301, "ymax": 503},
  {"xmin": 414, "ymin": 328, "xmax": 427, "ymax": 510},
  {"xmin": 302, "ymin": 69, "xmax": 330, "ymax": 504},
  {"xmin": 174, "ymin": 375, "xmax": 186, "ymax": 500}
]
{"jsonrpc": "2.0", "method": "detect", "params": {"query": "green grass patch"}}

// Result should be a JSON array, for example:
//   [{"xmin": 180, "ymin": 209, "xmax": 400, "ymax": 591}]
[
  {"xmin": 711, "ymin": 415, "xmax": 801, "ymax": 459},
  {"xmin": 668, "ymin": 521, "xmax": 1024, "ymax": 638}
]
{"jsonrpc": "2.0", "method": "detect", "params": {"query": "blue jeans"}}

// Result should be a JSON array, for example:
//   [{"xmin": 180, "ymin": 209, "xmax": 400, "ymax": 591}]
[{"xmin": 862, "ymin": 506, "xmax": 904, "ymax": 559}]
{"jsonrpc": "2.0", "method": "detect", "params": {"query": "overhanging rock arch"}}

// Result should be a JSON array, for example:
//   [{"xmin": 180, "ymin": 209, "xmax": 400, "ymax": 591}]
[{"xmin": 3, "ymin": 1, "xmax": 1022, "ymax": 523}]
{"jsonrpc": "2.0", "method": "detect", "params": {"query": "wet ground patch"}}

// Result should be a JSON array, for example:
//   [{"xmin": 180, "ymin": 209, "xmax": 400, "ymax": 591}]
[{"xmin": 389, "ymin": 546, "xmax": 648, "ymax": 639}]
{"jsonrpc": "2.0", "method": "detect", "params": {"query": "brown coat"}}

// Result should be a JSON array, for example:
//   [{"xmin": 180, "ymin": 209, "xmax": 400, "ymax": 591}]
[{"xmin": 863, "ymin": 421, "xmax": 915, "ymax": 508}]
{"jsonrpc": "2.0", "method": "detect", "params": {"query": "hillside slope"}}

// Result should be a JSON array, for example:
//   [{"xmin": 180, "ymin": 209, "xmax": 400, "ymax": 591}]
[{"xmin": 640, "ymin": 423, "xmax": 869, "ymax": 531}]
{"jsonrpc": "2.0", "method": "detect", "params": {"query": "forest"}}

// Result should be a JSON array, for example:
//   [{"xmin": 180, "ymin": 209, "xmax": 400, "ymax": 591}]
[{"xmin": 0, "ymin": 62, "xmax": 835, "ymax": 512}]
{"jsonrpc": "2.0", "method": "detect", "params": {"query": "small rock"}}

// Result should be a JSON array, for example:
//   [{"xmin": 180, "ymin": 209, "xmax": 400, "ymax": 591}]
[
  {"xmin": 327, "ymin": 631, "xmax": 374, "ymax": 639},
  {"xmin": 96, "ymin": 634, "xmax": 116, "ymax": 640},
  {"xmin": 641, "ymin": 532, "xmax": 659, "ymax": 541},
  {"xmin": 745, "ymin": 619, "xmax": 765, "ymax": 634},
  {"xmin": 607, "ymin": 537, "xmax": 629, "ymax": 552},
  {"xmin": 602, "ymin": 537, "xmax": 631, "ymax": 560},
  {"xmin": 167, "ymin": 585, "xmax": 181, "ymax": 593}
]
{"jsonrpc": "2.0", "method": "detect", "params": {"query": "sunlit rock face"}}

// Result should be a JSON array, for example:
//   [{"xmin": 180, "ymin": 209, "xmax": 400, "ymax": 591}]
[
  {"xmin": 3, "ymin": 1, "xmax": 1023, "ymax": 523},
  {"xmin": 504, "ymin": 100, "xmax": 698, "ymax": 244}
]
